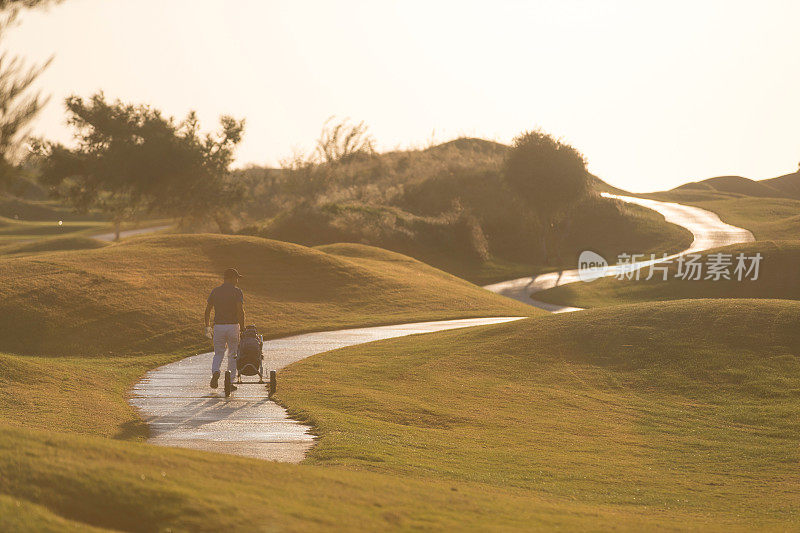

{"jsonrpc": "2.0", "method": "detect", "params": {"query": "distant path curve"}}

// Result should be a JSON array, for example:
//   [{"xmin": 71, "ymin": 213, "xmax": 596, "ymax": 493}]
[
  {"xmin": 130, "ymin": 317, "xmax": 523, "ymax": 463},
  {"xmin": 93, "ymin": 224, "xmax": 172, "ymax": 242},
  {"xmin": 483, "ymin": 193, "xmax": 755, "ymax": 312}
]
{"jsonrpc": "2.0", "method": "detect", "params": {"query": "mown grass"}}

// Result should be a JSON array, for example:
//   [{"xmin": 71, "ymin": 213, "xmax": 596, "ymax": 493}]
[
  {"xmin": 0, "ymin": 216, "xmax": 109, "ymax": 243},
  {"xmin": 0, "ymin": 352, "xmax": 164, "ymax": 438},
  {"xmin": 0, "ymin": 234, "xmax": 533, "ymax": 358},
  {"xmin": 0, "ymin": 234, "xmax": 533, "ymax": 437},
  {"xmin": 5, "ymin": 297, "xmax": 795, "ymax": 530},
  {"xmin": 3, "ymin": 230, "xmax": 795, "ymax": 530},
  {"xmin": 0, "ymin": 233, "xmax": 542, "ymax": 531},
  {"xmin": 3, "ymin": 421, "xmax": 722, "ymax": 532},
  {"xmin": 0, "ymin": 493, "xmax": 106, "ymax": 533},
  {"xmin": 534, "ymin": 240, "xmax": 800, "ymax": 308},
  {"xmin": 276, "ymin": 299, "xmax": 800, "ymax": 529},
  {"xmin": 0, "ymin": 213, "xmax": 174, "ymax": 251},
  {"xmin": 0, "ymin": 235, "xmax": 109, "ymax": 256}
]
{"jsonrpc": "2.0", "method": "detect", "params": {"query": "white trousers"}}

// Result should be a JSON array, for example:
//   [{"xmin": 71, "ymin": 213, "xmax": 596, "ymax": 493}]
[{"xmin": 212, "ymin": 324, "xmax": 239, "ymax": 375}]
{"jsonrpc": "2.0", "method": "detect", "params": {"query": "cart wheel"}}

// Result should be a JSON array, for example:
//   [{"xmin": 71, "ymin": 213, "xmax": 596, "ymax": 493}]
[
  {"xmin": 269, "ymin": 370, "xmax": 277, "ymax": 396},
  {"xmin": 224, "ymin": 371, "xmax": 232, "ymax": 398}
]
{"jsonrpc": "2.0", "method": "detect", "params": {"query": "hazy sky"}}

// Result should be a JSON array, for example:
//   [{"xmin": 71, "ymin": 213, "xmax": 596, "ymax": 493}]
[{"xmin": 6, "ymin": 0, "xmax": 800, "ymax": 191}]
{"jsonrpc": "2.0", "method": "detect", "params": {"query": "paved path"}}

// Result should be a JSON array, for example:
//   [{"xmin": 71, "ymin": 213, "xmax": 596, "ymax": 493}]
[
  {"xmin": 483, "ymin": 193, "xmax": 755, "ymax": 311},
  {"xmin": 130, "ymin": 193, "xmax": 755, "ymax": 463},
  {"xmin": 130, "ymin": 317, "xmax": 523, "ymax": 463},
  {"xmin": 93, "ymin": 224, "xmax": 172, "ymax": 242}
]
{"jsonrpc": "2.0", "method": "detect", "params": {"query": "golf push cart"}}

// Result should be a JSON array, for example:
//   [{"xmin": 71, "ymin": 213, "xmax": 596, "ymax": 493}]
[{"xmin": 224, "ymin": 324, "xmax": 276, "ymax": 398}]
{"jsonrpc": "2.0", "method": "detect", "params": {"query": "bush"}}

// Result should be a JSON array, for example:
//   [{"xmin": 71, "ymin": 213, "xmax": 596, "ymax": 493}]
[{"xmin": 240, "ymin": 201, "xmax": 490, "ymax": 265}]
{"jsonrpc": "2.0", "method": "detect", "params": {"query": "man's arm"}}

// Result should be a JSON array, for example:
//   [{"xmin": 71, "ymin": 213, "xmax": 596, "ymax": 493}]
[
  {"xmin": 204, "ymin": 301, "xmax": 213, "ymax": 328},
  {"xmin": 237, "ymin": 300, "xmax": 245, "ymax": 331}
]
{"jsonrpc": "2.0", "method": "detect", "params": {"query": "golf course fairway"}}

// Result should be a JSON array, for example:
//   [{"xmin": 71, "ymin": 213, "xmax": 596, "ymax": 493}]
[
  {"xmin": 1, "ymin": 206, "xmax": 797, "ymax": 531},
  {"xmin": 3, "ymin": 299, "xmax": 798, "ymax": 530}
]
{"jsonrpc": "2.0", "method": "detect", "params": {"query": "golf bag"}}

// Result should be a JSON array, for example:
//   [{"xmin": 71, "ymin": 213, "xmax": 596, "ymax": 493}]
[{"xmin": 237, "ymin": 324, "xmax": 264, "ymax": 379}]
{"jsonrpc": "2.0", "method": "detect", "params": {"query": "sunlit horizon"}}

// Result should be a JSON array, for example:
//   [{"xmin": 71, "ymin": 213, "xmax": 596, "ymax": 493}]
[{"xmin": 6, "ymin": 0, "xmax": 800, "ymax": 192}]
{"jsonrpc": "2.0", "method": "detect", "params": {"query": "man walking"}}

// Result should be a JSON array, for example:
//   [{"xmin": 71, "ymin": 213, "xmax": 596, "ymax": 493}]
[{"xmin": 204, "ymin": 268, "xmax": 246, "ymax": 395}]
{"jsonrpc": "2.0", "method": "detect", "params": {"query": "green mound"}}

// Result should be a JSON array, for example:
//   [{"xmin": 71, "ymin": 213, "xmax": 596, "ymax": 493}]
[
  {"xmin": 0, "ymin": 494, "xmax": 105, "ymax": 533},
  {"xmin": 3, "ymin": 421, "xmax": 675, "ymax": 532},
  {"xmin": 315, "ymin": 242, "xmax": 423, "ymax": 261},
  {"xmin": 0, "ymin": 233, "xmax": 534, "ymax": 357},
  {"xmin": 675, "ymin": 175, "xmax": 785, "ymax": 198},
  {"xmin": 761, "ymin": 171, "xmax": 800, "ymax": 200},
  {"xmin": 277, "ymin": 299, "xmax": 800, "ymax": 528},
  {"xmin": 423, "ymin": 137, "xmax": 508, "ymax": 156},
  {"xmin": 5, "ymin": 300, "xmax": 795, "ymax": 530},
  {"xmin": 0, "ymin": 236, "xmax": 109, "ymax": 256},
  {"xmin": 534, "ymin": 240, "xmax": 800, "ymax": 308},
  {"xmin": 671, "ymin": 172, "xmax": 800, "ymax": 201}
]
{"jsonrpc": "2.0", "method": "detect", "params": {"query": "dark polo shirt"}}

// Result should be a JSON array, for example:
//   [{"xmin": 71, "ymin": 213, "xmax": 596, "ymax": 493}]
[{"xmin": 207, "ymin": 282, "xmax": 244, "ymax": 325}]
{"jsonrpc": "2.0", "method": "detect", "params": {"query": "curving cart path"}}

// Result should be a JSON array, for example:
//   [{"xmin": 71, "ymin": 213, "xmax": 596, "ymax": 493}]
[
  {"xmin": 483, "ymin": 193, "xmax": 755, "ymax": 312},
  {"xmin": 130, "ymin": 194, "xmax": 755, "ymax": 463},
  {"xmin": 130, "ymin": 317, "xmax": 523, "ymax": 463}
]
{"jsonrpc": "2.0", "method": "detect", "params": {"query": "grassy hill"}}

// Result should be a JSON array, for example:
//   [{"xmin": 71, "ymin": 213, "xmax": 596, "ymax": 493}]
[
  {"xmin": 0, "ymin": 233, "xmax": 542, "ymax": 530},
  {"xmin": 534, "ymin": 240, "xmax": 800, "ymax": 308},
  {"xmin": 671, "ymin": 171, "xmax": 800, "ymax": 200},
  {"xmin": 4, "ymin": 296, "xmax": 797, "ymax": 530},
  {"xmin": 276, "ymin": 299, "xmax": 800, "ymax": 529},
  {"xmin": 0, "ymin": 233, "xmax": 535, "ymax": 438},
  {"xmin": 238, "ymin": 138, "xmax": 692, "ymax": 284},
  {"xmin": 675, "ymin": 175, "xmax": 786, "ymax": 198},
  {"xmin": 0, "ymin": 233, "xmax": 533, "ymax": 359},
  {"xmin": 762, "ymin": 171, "xmax": 800, "ymax": 199}
]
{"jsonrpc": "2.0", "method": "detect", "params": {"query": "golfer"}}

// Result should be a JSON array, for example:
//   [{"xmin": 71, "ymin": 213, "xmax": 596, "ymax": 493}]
[{"xmin": 204, "ymin": 268, "xmax": 246, "ymax": 392}]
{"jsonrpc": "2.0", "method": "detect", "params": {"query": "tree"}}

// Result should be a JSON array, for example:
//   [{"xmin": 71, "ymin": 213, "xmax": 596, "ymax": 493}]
[
  {"xmin": 504, "ymin": 129, "xmax": 590, "ymax": 263},
  {"xmin": 0, "ymin": 0, "xmax": 60, "ymax": 191},
  {"xmin": 38, "ymin": 93, "xmax": 244, "ymax": 239}
]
